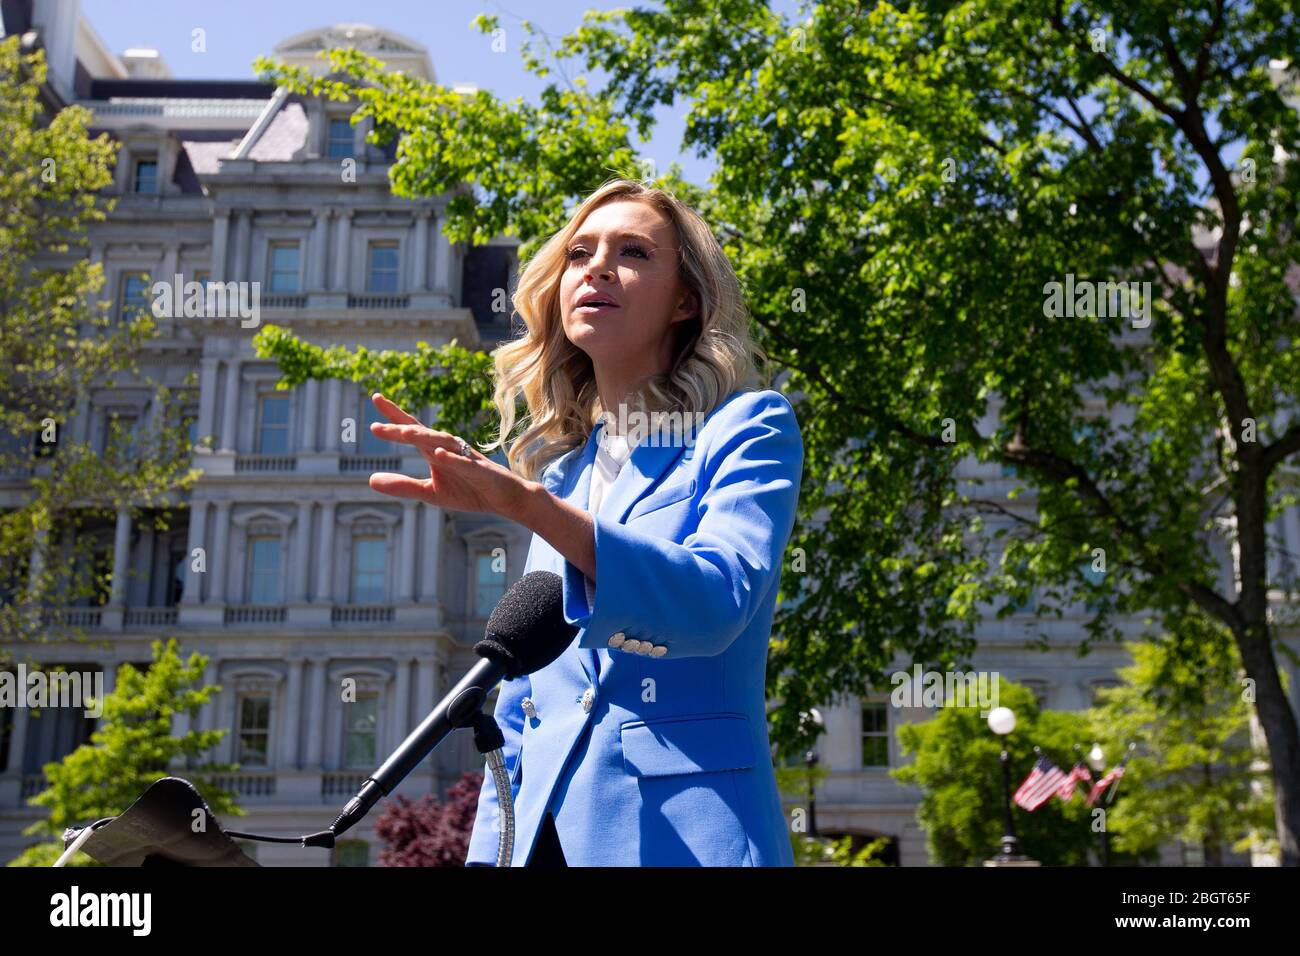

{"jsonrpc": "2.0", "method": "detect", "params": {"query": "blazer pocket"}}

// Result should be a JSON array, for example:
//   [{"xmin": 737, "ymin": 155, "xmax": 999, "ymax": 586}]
[
  {"xmin": 620, "ymin": 712, "xmax": 755, "ymax": 778},
  {"xmin": 628, "ymin": 477, "xmax": 697, "ymax": 521}
]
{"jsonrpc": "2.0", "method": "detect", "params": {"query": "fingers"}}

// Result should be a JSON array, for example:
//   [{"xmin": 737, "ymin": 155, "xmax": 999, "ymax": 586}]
[
  {"xmin": 371, "ymin": 392, "xmax": 422, "ymax": 426},
  {"xmin": 369, "ymin": 420, "xmax": 460, "ymax": 454},
  {"xmin": 369, "ymin": 472, "xmax": 435, "ymax": 501}
]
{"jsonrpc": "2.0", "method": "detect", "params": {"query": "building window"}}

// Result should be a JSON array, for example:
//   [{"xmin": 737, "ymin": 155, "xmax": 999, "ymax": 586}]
[
  {"xmin": 473, "ymin": 550, "xmax": 506, "ymax": 618},
  {"xmin": 351, "ymin": 536, "xmax": 386, "ymax": 604},
  {"xmin": 343, "ymin": 694, "xmax": 378, "ymax": 768},
  {"xmin": 366, "ymin": 242, "xmax": 399, "ymax": 292},
  {"xmin": 235, "ymin": 694, "xmax": 271, "ymax": 767},
  {"xmin": 358, "ymin": 399, "xmax": 389, "ymax": 455},
  {"xmin": 133, "ymin": 156, "xmax": 158, "ymax": 194},
  {"xmin": 101, "ymin": 409, "xmax": 139, "ymax": 456},
  {"xmin": 267, "ymin": 242, "xmax": 301, "ymax": 293},
  {"xmin": 246, "ymin": 535, "xmax": 282, "ymax": 604},
  {"xmin": 1079, "ymin": 560, "xmax": 1106, "ymax": 613},
  {"xmin": 861, "ymin": 700, "xmax": 889, "ymax": 768},
  {"xmin": 181, "ymin": 405, "xmax": 199, "ymax": 450},
  {"xmin": 332, "ymin": 840, "xmax": 369, "ymax": 867},
  {"xmin": 119, "ymin": 272, "xmax": 151, "ymax": 323},
  {"xmin": 257, "ymin": 395, "xmax": 290, "ymax": 454},
  {"xmin": 166, "ymin": 543, "xmax": 186, "ymax": 607},
  {"xmin": 327, "ymin": 118, "xmax": 354, "ymax": 159}
]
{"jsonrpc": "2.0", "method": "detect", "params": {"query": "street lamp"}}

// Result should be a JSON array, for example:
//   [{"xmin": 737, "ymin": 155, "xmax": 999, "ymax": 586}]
[
  {"xmin": 987, "ymin": 706, "xmax": 1029, "ymax": 863},
  {"xmin": 1087, "ymin": 743, "xmax": 1109, "ymax": 867},
  {"xmin": 799, "ymin": 708, "xmax": 824, "ymax": 838}
]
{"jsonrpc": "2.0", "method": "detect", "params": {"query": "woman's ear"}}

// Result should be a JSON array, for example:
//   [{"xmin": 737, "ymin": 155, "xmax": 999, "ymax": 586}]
[{"xmin": 672, "ymin": 287, "xmax": 700, "ymax": 324}]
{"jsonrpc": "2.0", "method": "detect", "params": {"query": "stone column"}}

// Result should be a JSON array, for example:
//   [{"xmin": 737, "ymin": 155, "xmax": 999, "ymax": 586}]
[
  {"xmin": 316, "ymin": 502, "xmax": 336, "ymax": 603},
  {"xmin": 232, "ymin": 209, "xmax": 251, "ymax": 283},
  {"xmin": 304, "ymin": 658, "xmax": 327, "ymax": 767},
  {"xmin": 281, "ymin": 658, "xmax": 304, "ymax": 769},
  {"xmin": 432, "ymin": 210, "xmax": 453, "ymax": 300},
  {"xmin": 72, "ymin": 392, "xmax": 91, "ymax": 445},
  {"xmin": 209, "ymin": 501, "xmax": 231, "ymax": 603},
  {"xmin": 196, "ymin": 357, "xmax": 219, "ymax": 447},
  {"xmin": 323, "ymin": 379, "xmax": 342, "ymax": 451},
  {"xmin": 418, "ymin": 505, "xmax": 442, "ymax": 602},
  {"xmin": 309, "ymin": 208, "xmax": 332, "ymax": 290},
  {"xmin": 415, "ymin": 657, "xmax": 436, "ymax": 720},
  {"xmin": 411, "ymin": 209, "xmax": 430, "ymax": 291},
  {"xmin": 399, "ymin": 501, "xmax": 418, "ymax": 602},
  {"xmin": 219, "ymin": 359, "xmax": 240, "ymax": 453},
  {"xmin": 389, "ymin": 660, "xmax": 411, "ymax": 749},
  {"xmin": 291, "ymin": 502, "xmax": 312, "ymax": 602},
  {"xmin": 210, "ymin": 211, "xmax": 230, "ymax": 280},
  {"xmin": 5, "ymin": 705, "xmax": 29, "ymax": 775},
  {"xmin": 160, "ymin": 245, "xmax": 179, "ymax": 294},
  {"xmin": 332, "ymin": 209, "xmax": 352, "ymax": 291},
  {"xmin": 109, "ymin": 509, "xmax": 132, "ymax": 606},
  {"xmin": 300, "ymin": 379, "xmax": 319, "ymax": 453},
  {"xmin": 181, "ymin": 501, "xmax": 208, "ymax": 604}
]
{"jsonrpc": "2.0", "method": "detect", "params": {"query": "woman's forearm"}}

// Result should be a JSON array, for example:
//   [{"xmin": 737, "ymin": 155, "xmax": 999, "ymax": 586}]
[{"xmin": 513, "ymin": 480, "xmax": 598, "ymax": 584}]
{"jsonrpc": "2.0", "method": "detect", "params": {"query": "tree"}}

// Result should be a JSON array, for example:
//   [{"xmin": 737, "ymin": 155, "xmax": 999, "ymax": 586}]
[
  {"xmin": 8, "ymin": 638, "xmax": 240, "ymax": 867},
  {"xmin": 373, "ymin": 771, "xmax": 484, "ymax": 866},
  {"xmin": 893, "ymin": 677, "xmax": 1157, "ymax": 865},
  {"xmin": 250, "ymin": 3, "xmax": 1300, "ymax": 862},
  {"xmin": 0, "ymin": 35, "xmax": 200, "ymax": 648},
  {"xmin": 1093, "ymin": 614, "xmax": 1277, "ymax": 863}
]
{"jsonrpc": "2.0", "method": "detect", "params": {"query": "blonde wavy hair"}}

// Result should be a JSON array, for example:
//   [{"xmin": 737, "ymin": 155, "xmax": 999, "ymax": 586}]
[{"xmin": 485, "ymin": 178, "xmax": 767, "ymax": 481}]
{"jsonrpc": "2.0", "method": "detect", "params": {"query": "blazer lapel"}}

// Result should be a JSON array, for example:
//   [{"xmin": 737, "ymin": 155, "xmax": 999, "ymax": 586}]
[{"xmin": 543, "ymin": 411, "xmax": 706, "ymax": 683}]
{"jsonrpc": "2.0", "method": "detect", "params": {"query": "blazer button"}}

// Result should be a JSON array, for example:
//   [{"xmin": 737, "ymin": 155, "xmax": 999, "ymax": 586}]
[
  {"xmin": 650, "ymin": 644, "xmax": 668, "ymax": 657},
  {"xmin": 621, "ymin": 639, "xmax": 642, "ymax": 654},
  {"xmin": 521, "ymin": 697, "xmax": 537, "ymax": 719},
  {"xmin": 580, "ymin": 688, "xmax": 595, "ymax": 712},
  {"xmin": 608, "ymin": 631, "xmax": 627, "ymax": 648}
]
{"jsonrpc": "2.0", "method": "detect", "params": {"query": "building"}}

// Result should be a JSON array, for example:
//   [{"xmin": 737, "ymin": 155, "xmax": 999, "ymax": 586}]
[{"xmin": 1, "ymin": 0, "xmax": 1297, "ymax": 866}]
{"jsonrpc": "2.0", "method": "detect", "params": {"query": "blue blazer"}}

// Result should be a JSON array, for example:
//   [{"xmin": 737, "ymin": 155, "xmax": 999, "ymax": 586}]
[{"xmin": 464, "ymin": 387, "xmax": 803, "ymax": 866}]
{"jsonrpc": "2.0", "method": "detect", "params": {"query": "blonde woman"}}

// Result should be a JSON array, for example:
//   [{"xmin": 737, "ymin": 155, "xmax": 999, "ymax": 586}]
[{"xmin": 368, "ymin": 178, "xmax": 803, "ymax": 866}]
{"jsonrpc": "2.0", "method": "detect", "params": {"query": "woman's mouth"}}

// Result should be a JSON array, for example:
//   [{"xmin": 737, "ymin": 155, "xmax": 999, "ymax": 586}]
[{"xmin": 575, "ymin": 302, "xmax": 620, "ymax": 314}]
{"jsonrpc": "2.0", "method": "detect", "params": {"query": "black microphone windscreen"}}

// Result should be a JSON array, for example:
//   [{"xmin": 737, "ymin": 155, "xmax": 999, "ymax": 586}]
[{"xmin": 475, "ymin": 570, "xmax": 578, "ymax": 679}]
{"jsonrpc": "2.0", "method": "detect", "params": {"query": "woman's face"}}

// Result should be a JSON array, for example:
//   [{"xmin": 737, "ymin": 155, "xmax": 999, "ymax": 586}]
[{"xmin": 559, "ymin": 198, "xmax": 698, "ymax": 378}]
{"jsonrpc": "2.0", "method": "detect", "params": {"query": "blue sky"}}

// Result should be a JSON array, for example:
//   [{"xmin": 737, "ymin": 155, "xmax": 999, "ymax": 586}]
[{"xmin": 78, "ymin": 0, "xmax": 752, "ymax": 188}]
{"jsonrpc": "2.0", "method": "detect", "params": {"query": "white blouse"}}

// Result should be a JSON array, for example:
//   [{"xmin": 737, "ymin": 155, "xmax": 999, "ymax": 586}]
[{"xmin": 584, "ymin": 425, "xmax": 639, "ymax": 609}]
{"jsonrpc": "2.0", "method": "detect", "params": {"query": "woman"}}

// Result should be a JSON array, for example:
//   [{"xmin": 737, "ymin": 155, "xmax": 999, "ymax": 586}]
[{"xmin": 367, "ymin": 178, "xmax": 803, "ymax": 866}]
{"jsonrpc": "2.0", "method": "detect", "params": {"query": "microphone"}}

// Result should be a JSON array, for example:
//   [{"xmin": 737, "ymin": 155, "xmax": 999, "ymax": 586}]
[{"xmin": 311, "ymin": 570, "xmax": 577, "ymax": 845}]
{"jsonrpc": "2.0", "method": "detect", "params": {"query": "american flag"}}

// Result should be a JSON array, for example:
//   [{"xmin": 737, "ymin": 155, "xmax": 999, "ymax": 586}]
[
  {"xmin": 1013, "ymin": 757, "xmax": 1069, "ymax": 811},
  {"xmin": 1056, "ymin": 762, "xmax": 1093, "ymax": 802},
  {"xmin": 1085, "ymin": 763, "xmax": 1127, "ymax": 806}
]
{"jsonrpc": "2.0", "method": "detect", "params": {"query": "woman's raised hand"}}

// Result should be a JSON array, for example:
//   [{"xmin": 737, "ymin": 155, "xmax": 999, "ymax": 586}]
[{"xmin": 366, "ymin": 393, "xmax": 531, "ymax": 519}]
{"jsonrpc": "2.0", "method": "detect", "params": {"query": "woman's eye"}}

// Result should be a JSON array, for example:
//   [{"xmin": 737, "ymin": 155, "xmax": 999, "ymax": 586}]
[{"xmin": 566, "ymin": 244, "xmax": 648, "ymax": 261}]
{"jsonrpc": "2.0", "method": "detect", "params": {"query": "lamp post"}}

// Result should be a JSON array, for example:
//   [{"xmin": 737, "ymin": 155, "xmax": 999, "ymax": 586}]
[
  {"xmin": 1087, "ymin": 743, "xmax": 1110, "ymax": 867},
  {"xmin": 987, "ymin": 706, "xmax": 1031, "ymax": 863},
  {"xmin": 799, "ymin": 708, "xmax": 824, "ymax": 838}
]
